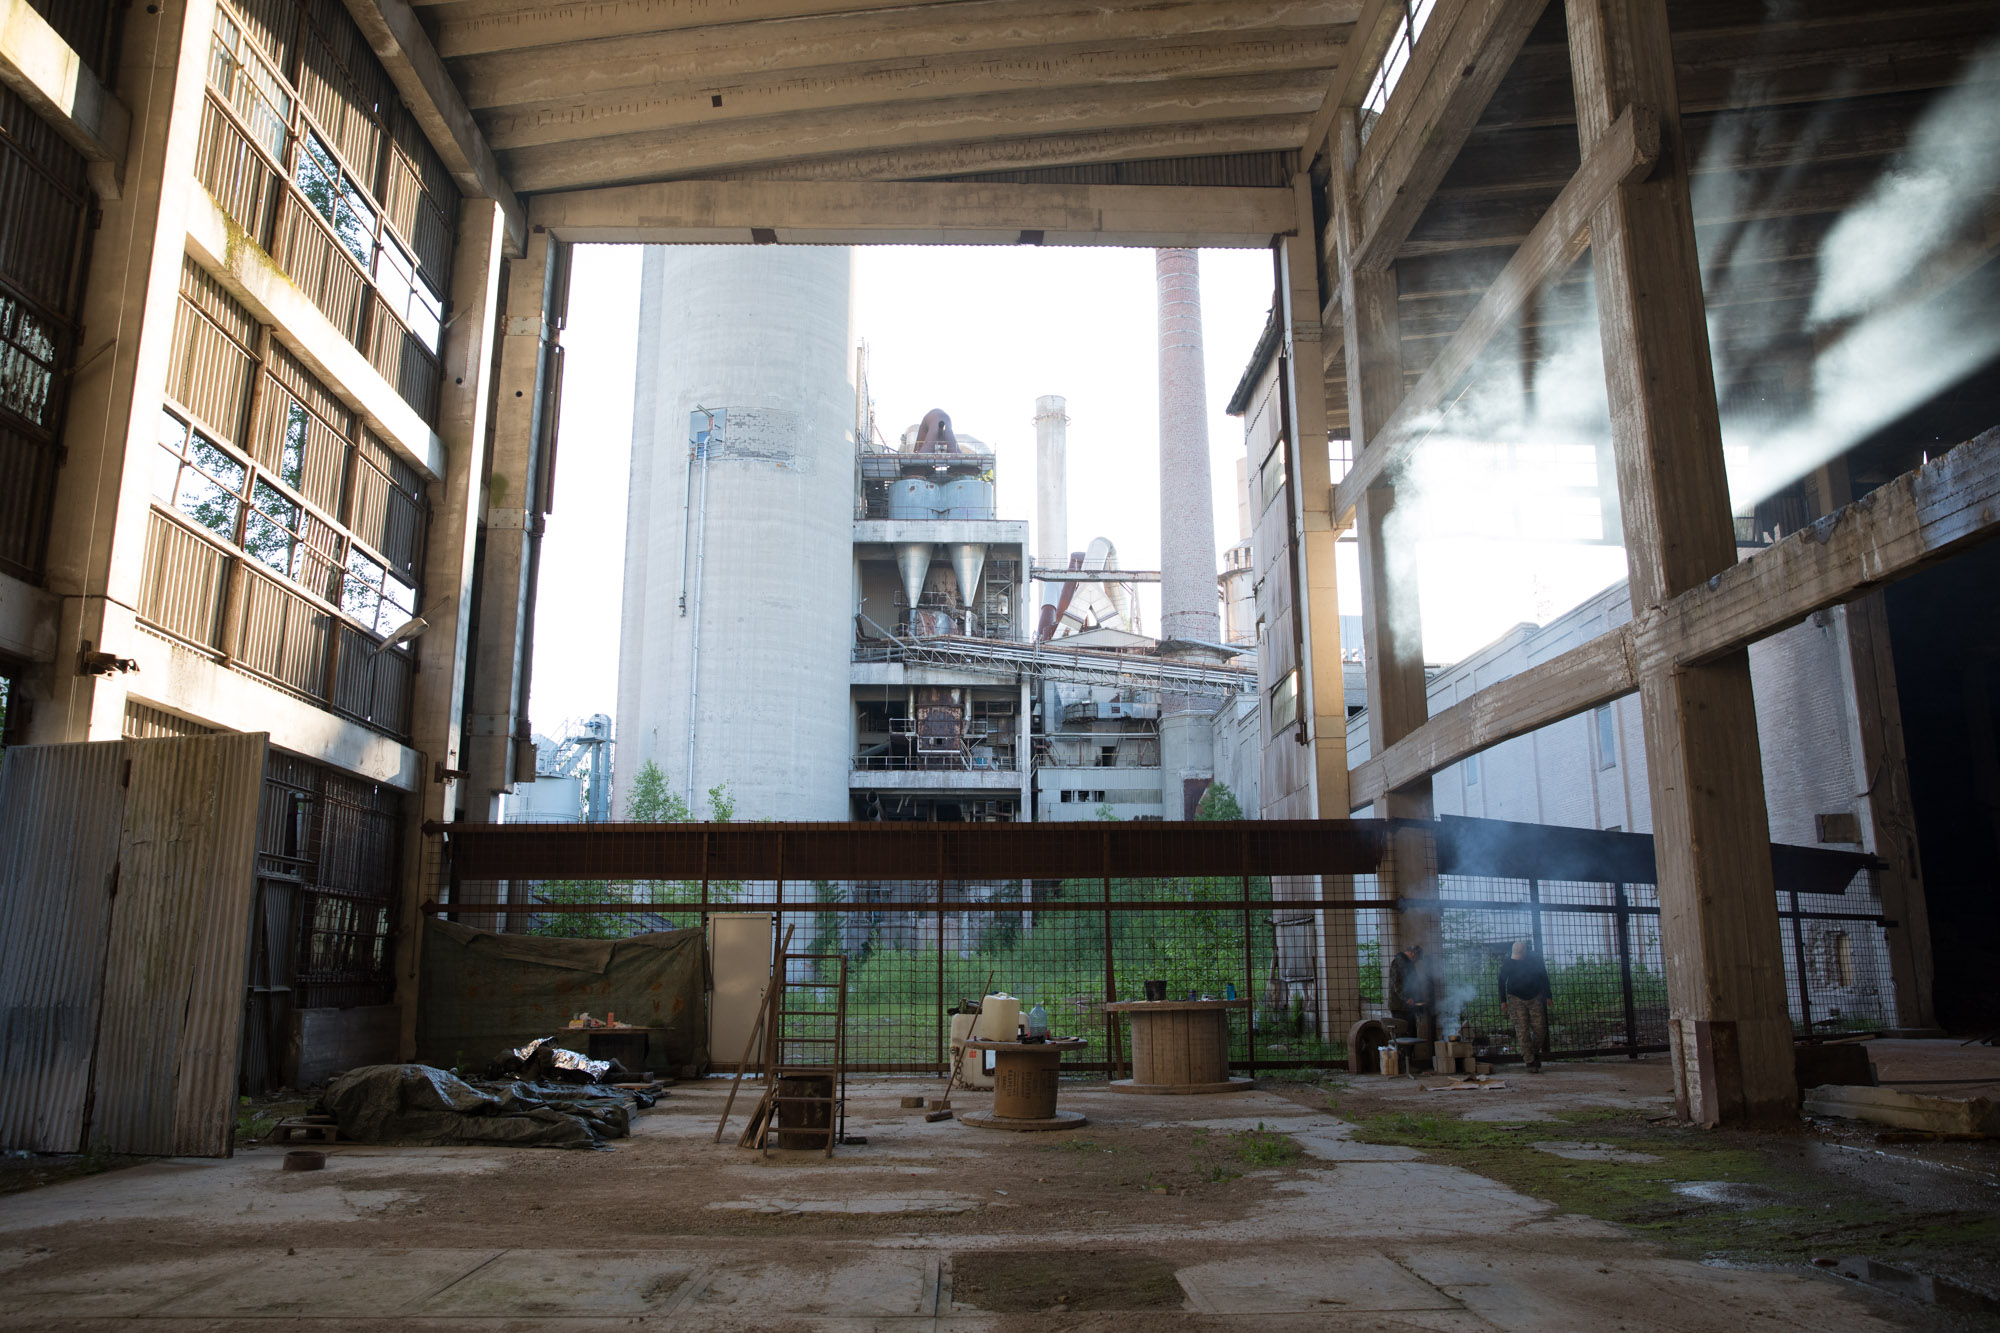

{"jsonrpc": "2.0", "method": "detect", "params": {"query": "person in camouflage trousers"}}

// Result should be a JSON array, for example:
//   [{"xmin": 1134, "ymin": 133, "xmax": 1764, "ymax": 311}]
[{"xmin": 1497, "ymin": 939, "xmax": 1551, "ymax": 1072}]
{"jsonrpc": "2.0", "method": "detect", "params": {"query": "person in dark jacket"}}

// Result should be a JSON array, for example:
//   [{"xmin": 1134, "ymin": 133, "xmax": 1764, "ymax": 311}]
[
  {"xmin": 1498, "ymin": 939, "xmax": 1552, "ymax": 1071},
  {"xmin": 1387, "ymin": 942, "xmax": 1434, "ymax": 1042}
]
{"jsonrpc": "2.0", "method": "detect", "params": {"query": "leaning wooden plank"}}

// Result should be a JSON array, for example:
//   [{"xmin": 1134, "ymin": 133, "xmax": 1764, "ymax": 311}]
[
  {"xmin": 1349, "ymin": 628, "xmax": 1636, "ymax": 809},
  {"xmin": 1349, "ymin": 0, "xmax": 1552, "ymax": 273},
  {"xmin": 1635, "ymin": 427, "xmax": 2000, "ymax": 671},
  {"xmin": 1332, "ymin": 103, "xmax": 1659, "ymax": 520},
  {"xmin": 1301, "ymin": 0, "xmax": 1398, "ymax": 165},
  {"xmin": 1802, "ymin": 1084, "xmax": 1999, "ymax": 1135},
  {"xmin": 1346, "ymin": 428, "xmax": 2000, "ymax": 806}
]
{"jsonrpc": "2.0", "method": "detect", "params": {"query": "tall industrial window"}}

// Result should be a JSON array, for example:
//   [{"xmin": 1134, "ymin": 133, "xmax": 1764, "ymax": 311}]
[
  {"xmin": 1362, "ymin": 0, "xmax": 1439, "ymax": 118},
  {"xmin": 1464, "ymin": 751, "xmax": 1480, "ymax": 786},
  {"xmin": 1269, "ymin": 669, "xmax": 1299, "ymax": 734},
  {"xmin": 1259, "ymin": 434, "xmax": 1287, "ymax": 512},
  {"xmin": 1594, "ymin": 705, "xmax": 1617, "ymax": 770}
]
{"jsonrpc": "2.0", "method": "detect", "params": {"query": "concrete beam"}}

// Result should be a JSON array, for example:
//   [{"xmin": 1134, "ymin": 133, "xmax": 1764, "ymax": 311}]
[
  {"xmin": 704, "ymin": 120, "xmax": 1304, "ymax": 183},
  {"xmin": 532, "ymin": 178, "xmax": 1296, "ymax": 248},
  {"xmin": 123, "ymin": 634, "xmax": 420, "ymax": 788},
  {"xmin": 184, "ymin": 189, "xmax": 447, "ymax": 481},
  {"xmin": 334, "ymin": 0, "xmax": 525, "ymax": 253},
  {"xmin": 499, "ymin": 72, "xmax": 1325, "ymax": 191},
  {"xmin": 477, "ymin": 30, "xmax": 1348, "ymax": 151},
  {"xmin": 0, "ymin": 0, "xmax": 130, "ymax": 195}
]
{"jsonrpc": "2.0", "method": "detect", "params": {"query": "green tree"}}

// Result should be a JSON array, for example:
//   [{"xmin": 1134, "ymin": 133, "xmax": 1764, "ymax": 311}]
[
  {"xmin": 1195, "ymin": 781, "xmax": 1243, "ymax": 821},
  {"xmin": 625, "ymin": 759, "xmax": 690, "ymax": 823}
]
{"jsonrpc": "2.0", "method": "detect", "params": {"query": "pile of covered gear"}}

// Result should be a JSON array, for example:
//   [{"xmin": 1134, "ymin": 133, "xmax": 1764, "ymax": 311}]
[{"xmin": 314, "ymin": 1061, "xmax": 658, "ymax": 1150}]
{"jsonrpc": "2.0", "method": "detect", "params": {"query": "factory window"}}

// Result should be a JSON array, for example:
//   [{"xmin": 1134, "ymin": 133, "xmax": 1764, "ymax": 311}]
[
  {"xmin": 1060, "ymin": 790, "xmax": 1073, "ymax": 803},
  {"xmin": 1269, "ymin": 669, "xmax": 1298, "ymax": 734},
  {"xmin": 1594, "ymin": 705, "xmax": 1616, "ymax": 770},
  {"xmin": 1362, "ymin": 0, "xmax": 1438, "ymax": 119},
  {"xmin": 1464, "ymin": 752, "xmax": 1479, "ymax": 786},
  {"xmin": 1259, "ymin": 436, "xmax": 1287, "ymax": 512},
  {"xmin": 154, "ymin": 412, "xmax": 246, "ymax": 540},
  {"xmin": 1097, "ymin": 745, "xmax": 1116, "ymax": 767}
]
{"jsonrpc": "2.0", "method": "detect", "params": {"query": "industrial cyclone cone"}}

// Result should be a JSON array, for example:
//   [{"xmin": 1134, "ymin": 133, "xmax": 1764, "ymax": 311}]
[
  {"xmin": 1156, "ymin": 248, "xmax": 1222, "ymax": 818},
  {"xmin": 614, "ymin": 247, "xmax": 856, "ymax": 820}
]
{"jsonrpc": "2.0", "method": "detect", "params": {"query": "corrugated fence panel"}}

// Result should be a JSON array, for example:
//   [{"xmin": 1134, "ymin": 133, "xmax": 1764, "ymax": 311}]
[
  {"xmin": 89, "ymin": 733, "xmax": 267, "ymax": 1156},
  {"xmin": 0, "ymin": 742, "xmax": 128, "ymax": 1152}
]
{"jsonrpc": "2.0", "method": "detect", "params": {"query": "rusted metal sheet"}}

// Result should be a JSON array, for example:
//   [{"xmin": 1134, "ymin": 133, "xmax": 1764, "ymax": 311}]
[
  {"xmin": 90, "ymin": 733, "xmax": 266, "ymax": 1157},
  {"xmin": 0, "ymin": 742, "xmax": 129, "ymax": 1152},
  {"xmin": 432, "ymin": 819, "xmax": 1390, "ymax": 885}
]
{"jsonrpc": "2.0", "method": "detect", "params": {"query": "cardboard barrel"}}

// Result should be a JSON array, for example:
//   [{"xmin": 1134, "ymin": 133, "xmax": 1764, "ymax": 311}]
[
  {"xmin": 1130, "ymin": 1007, "xmax": 1231, "ymax": 1086},
  {"xmin": 992, "ymin": 1046, "xmax": 1063, "ymax": 1119},
  {"xmin": 775, "ymin": 1074, "xmax": 833, "ymax": 1148}
]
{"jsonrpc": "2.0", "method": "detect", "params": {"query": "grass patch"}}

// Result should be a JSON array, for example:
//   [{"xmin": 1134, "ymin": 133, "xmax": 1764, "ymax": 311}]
[
  {"xmin": 1229, "ymin": 1123, "xmax": 1304, "ymax": 1168},
  {"xmin": 1348, "ymin": 1105, "xmax": 2000, "ymax": 1270}
]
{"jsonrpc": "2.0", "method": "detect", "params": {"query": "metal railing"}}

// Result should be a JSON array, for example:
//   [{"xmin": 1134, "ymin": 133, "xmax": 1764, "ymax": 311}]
[
  {"xmin": 194, "ymin": 3, "xmax": 445, "ymax": 423},
  {"xmin": 137, "ymin": 507, "xmax": 414, "ymax": 738}
]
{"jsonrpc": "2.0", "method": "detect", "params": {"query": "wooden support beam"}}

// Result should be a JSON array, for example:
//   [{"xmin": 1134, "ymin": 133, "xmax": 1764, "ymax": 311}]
[
  {"xmin": 1300, "ymin": 0, "xmax": 1393, "ymax": 165},
  {"xmin": 1348, "ymin": 0, "xmax": 1550, "ymax": 272},
  {"xmin": 530, "ymin": 178, "xmax": 1296, "ymax": 248},
  {"xmin": 1330, "ymin": 103, "xmax": 1657, "ymax": 520},
  {"xmin": 337, "ymin": 0, "xmax": 525, "ymax": 252},
  {"xmin": 1572, "ymin": 0, "xmax": 1788, "ymax": 1127},
  {"xmin": 1349, "ymin": 428, "xmax": 2000, "ymax": 810}
]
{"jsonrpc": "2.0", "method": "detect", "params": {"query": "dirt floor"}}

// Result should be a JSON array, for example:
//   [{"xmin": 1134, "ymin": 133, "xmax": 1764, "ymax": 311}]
[{"xmin": 0, "ymin": 1044, "xmax": 1994, "ymax": 1329}]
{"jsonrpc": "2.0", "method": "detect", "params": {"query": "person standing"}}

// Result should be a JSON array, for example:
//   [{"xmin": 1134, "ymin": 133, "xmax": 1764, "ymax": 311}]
[
  {"xmin": 1388, "ymin": 942, "xmax": 1435, "ymax": 1043},
  {"xmin": 1498, "ymin": 940, "xmax": 1552, "ymax": 1072}
]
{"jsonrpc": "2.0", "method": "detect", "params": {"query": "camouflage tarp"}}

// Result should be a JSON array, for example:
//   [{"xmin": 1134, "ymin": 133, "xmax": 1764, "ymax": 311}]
[{"xmin": 416, "ymin": 919, "xmax": 708, "ymax": 1075}]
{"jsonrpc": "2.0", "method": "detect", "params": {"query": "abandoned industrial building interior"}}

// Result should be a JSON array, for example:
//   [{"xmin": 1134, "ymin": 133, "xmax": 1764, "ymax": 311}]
[{"xmin": 2, "ymin": 0, "xmax": 2000, "ymax": 1325}]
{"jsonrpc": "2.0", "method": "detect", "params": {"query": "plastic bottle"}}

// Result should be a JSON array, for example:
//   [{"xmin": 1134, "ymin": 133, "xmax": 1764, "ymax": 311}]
[{"xmin": 1026, "ymin": 1003, "xmax": 1049, "ymax": 1039}]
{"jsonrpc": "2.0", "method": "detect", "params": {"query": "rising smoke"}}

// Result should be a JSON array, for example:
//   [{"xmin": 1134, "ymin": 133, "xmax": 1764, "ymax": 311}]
[{"xmin": 1376, "ymin": 35, "xmax": 2000, "ymax": 669}]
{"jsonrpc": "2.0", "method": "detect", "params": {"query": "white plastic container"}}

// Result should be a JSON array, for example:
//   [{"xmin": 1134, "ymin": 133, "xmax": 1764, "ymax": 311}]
[
  {"xmin": 974, "ymin": 993, "xmax": 1021, "ymax": 1043},
  {"xmin": 949, "ymin": 1011, "xmax": 995, "ymax": 1089}
]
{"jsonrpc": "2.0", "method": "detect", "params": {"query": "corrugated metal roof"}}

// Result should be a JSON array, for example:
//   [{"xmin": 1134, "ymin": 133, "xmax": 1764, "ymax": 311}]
[{"xmin": 0, "ymin": 742, "xmax": 127, "ymax": 1152}]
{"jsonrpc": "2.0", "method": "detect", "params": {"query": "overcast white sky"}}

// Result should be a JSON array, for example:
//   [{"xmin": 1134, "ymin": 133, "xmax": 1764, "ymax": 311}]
[{"xmin": 526, "ymin": 243, "xmax": 1630, "ymax": 737}]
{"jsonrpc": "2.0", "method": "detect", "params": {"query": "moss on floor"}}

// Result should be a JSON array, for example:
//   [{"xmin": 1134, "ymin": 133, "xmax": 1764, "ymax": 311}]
[{"xmin": 1347, "ymin": 1103, "xmax": 2000, "ymax": 1277}]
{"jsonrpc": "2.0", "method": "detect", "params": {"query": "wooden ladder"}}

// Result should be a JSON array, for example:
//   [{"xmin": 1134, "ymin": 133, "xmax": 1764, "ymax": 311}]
[{"xmin": 742, "ymin": 950, "xmax": 848, "ymax": 1156}]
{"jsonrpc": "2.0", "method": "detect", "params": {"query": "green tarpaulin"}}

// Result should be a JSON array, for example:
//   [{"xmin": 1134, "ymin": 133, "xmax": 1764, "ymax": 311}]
[{"xmin": 417, "ymin": 919, "xmax": 709, "ymax": 1074}]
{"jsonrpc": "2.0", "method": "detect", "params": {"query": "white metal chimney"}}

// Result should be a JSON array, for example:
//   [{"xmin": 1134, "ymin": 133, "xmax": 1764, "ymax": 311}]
[
  {"xmin": 1034, "ymin": 394, "xmax": 1068, "ymax": 614},
  {"xmin": 1156, "ymin": 249, "xmax": 1220, "ymax": 648}
]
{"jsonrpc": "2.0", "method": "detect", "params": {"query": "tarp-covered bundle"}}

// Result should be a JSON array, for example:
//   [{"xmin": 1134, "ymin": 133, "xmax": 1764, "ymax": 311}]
[
  {"xmin": 315, "ymin": 1064, "xmax": 649, "ymax": 1149},
  {"xmin": 417, "ymin": 920, "xmax": 709, "ymax": 1074}
]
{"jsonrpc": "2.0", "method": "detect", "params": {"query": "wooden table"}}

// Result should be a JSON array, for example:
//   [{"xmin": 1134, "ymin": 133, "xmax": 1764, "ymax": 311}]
[
  {"xmin": 959, "ymin": 1037, "xmax": 1088, "ymax": 1130},
  {"xmin": 557, "ymin": 1026, "xmax": 662, "ymax": 1073},
  {"xmin": 1104, "ymin": 1000, "xmax": 1254, "ymax": 1094}
]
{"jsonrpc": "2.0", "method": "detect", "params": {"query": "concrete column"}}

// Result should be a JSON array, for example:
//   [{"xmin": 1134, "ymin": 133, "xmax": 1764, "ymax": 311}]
[
  {"xmin": 1570, "ymin": 0, "xmax": 1795, "ymax": 1124},
  {"xmin": 1018, "ymin": 674, "xmax": 1033, "ymax": 820},
  {"xmin": 1155, "ymin": 249, "xmax": 1220, "ymax": 648},
  {"xmin": 1034, "ymin": 394, "xmax": 1068, "ymax": 619},
  {"xmin": 29, "ymin": 0, "xmax": 217, "ymax": 744},
  {"xmin": 392, "ymin": 197, "xmax": 506, "ymax": 1056},
  {"xmin": 1276, "ymin": 174, "xmax": 1360, "ymax": 1038},
  {"xmin": 463, "ymin": 230, "xmax": 561, "ymax": 822}
]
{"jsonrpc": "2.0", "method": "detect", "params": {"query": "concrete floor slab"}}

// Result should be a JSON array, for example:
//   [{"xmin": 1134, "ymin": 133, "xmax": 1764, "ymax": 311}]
[
  {"xmin": 414, "ymin": 1249, "xmax": 699, "ymax": 1316},
  {"xmin": 1177, "ymin": 1252, "xmax": 1461, "ymax": 1314},
  {"xmin": 689, "ymin": 1252, "xmax": 938, "ymax": 1318},
  {"xmin": 148, "ymin": 1248, "xmax": 503, "ymax": 1317},
  {"xmin": 0, "ymin": 1158, "xmax": 409, "ymax": 1231},
  {"xmin": 3, "ymin": 1257, "xmax": 227, "ymax": 1316}
]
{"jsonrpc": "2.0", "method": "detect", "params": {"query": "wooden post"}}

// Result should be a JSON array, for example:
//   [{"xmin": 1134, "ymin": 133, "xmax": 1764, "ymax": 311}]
[{"xmin": 1567, "ymin": 0, "xmax": 1796, "ymax": 1124}]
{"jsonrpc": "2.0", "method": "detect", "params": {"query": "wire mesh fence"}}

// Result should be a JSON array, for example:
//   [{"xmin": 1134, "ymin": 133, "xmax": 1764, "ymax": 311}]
[{"xmin": 424, "ymin": 820, "xmax": 1900, "ymax": 1074}]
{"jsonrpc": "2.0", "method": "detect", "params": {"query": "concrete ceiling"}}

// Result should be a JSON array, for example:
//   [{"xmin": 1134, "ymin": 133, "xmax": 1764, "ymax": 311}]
[{"xmin": 410, "ymin": 0, "xmax": 1358, "ymax": 193}]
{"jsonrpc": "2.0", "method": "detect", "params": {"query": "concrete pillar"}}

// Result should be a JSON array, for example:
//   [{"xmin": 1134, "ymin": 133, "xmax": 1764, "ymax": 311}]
[
  {"xmin": 30, "ymin": 0, "xmax": 217, "ymax": 744},
  {"xmin": 1570, "ymin": 0, "xmax": 1795, "ymax": 1124},
  {"xmin": 392, "ymin": 197, "xmax": 506, "ymax": 1056},
  {"xmin": 463, "ymin": 229, "xmax": 563, "ymax": 823}
]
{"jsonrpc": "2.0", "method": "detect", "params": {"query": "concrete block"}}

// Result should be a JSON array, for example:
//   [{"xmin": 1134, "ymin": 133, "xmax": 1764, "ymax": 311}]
[{"xmin": 1802, "ymin": 1084, "xmax": 1999, "ymax": 1134}]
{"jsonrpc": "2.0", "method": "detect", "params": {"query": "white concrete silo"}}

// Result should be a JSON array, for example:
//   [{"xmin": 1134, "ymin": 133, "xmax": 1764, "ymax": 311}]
[{"xmin": 614, "ymin": 246, "xmax": 856, "ymax": 820}]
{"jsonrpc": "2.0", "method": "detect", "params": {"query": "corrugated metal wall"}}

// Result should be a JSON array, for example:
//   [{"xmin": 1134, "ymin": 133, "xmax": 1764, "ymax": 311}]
[
  {"xmin": 0, "ymin": 733, "xmax": 267, "ymax": 1156},
  {"xmin": 0, "ymin": 743, "xmax": 127, "ymax": 1152}
]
